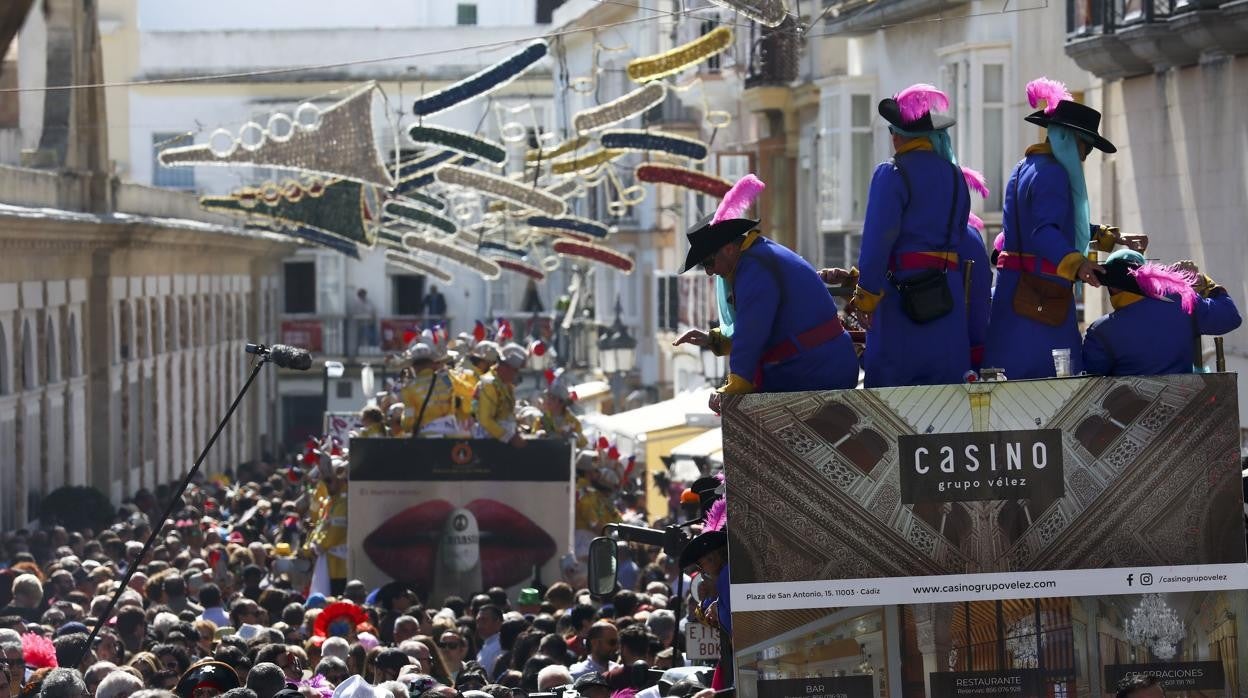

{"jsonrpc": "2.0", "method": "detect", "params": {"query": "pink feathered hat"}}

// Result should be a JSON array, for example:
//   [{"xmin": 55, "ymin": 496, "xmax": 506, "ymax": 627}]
[{"xmin": 878, "ymin": 84, "xmax": 955, "ymax": 132}]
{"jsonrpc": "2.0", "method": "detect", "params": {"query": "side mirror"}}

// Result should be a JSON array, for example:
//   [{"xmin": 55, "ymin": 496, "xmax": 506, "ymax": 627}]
[{"xmin": 587, "ymin": 536, "xmax": 619, "ymax": 598}]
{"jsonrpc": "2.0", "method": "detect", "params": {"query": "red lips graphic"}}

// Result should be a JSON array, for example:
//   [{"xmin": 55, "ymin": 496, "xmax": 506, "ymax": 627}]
[{"xmin": 363, "ymin": 499, "xmax": 557, "ymax": 592}]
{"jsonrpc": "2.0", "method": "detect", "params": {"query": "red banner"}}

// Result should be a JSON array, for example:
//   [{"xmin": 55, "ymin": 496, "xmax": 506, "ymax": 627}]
[{"xmin": 280, "ymin": 320, "xmax": 323, "ymax": 353}]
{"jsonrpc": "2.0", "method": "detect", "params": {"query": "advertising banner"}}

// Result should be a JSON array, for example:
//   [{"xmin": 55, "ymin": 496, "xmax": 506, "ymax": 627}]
[
  {"xmin": 347, "ymin": 438, "xmax": 574, "ymax": 598},
  {"xmin": 722, "ymin": 374, "xmax": 1247, "ymax": 698},
  {"xmin": 323, "ymin": 411, "xmax": 363, "ymax": 444}
]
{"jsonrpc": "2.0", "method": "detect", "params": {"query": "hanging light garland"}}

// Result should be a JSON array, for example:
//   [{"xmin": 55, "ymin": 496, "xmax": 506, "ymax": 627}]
[
  {"xmin": 705, "ymin": 0, "xmax": 789, "ymax": 27},
  {"xmin": 495, "ymin": 257, "xmax": 547, "ymax": 281},
  {"xmin": 383, "ymin": 199, "xmax": 458, "ymax": 235},
  {"xmin": 526, "ymin": 135, "xmax": 590, "ymax": 163},
  {"xmin": 549, "ymin": 148, "xmax": 625, "ymax": 175},
  {"xmin": 400, "ymin": 231, "xmax": 503, "ymax": 280},
  {"xmin": 479, "ymin": 241, "xmax": 528, "ymax": 258},
  {"xmin": 246, "ymin": 223, "xmax": 361, "ymax": 259},
  {"xmin": 636, "ymin": 163, "xmax": 732, "ymax": 197},
  {"xmin": 396, "ymin": 191, "xmax": 447, "ymax": 212},
  {"xmin": 412, "ymin": 40, "xmax": 549, "ymax": 117},
  {"xmin": 600, "ymin": 129, "xmax": 709, "ymax": 161},
  {"xmin": 434, "ymin": 165, "xmax": 567, "ymax": 216},
  {"xmin": 553, "ymin": 239, "xmax": 635, "ymax": 273},
  {"xmin": 543, "ymin": 179, "xmax": 583, "ymax": 200},
  {"xmin": 384, "ymin": 249, "xmax": 454, "ymax": 283},
  {"xmin": 202, "ymin": 177, "xmax": 381, "ymax": 247},
  {"xmin": 396, "ymin": 156, "xmax": 477, "ymax": 193},
  {"xmin": 406, "ymin": 124, "xmax": 508, "ymax": 165},
  {"xmin": 526, "ymin": 226, "xmax": 592, "ymax": 242},
  {"xmin": 626, "ymin": 26, "xmax": 734, "ymax": 83},
  {"xmin": 572, "ymin": 82, "xmax": 668, "ymax": 133},
  {"xmin": 396, "ymin": 149, "xmax": 459, "ymax": 181},
  {"xmin": 527, "ymin": 215, "xmax": 611, "ymax": 239}
]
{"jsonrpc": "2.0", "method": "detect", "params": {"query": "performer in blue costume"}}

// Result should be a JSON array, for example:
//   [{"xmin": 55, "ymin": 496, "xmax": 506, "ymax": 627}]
[
  {"xmin": 1083, "ymin": 250, "xmax": 1241, "ymax": 376},
  {"xmin": 674, "ymin": 174, "xmax": 857, "ymax": 409},
  {"xmin": 838, "ymin": 84, "xmax": 974, "ymax": 387},
  {"xmin": 962, "ymin": 217, "xmax": 993, "ymax": 370},
  {"xmin": 983, "ymin": 78, "xmax": 1136, "ymax": 379}
]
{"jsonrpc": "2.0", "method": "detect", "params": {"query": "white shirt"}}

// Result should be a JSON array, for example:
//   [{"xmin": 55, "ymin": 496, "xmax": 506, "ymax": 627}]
[
  {"xmin": 200, "ymin": 606, "xmax": 229, "ymax": 628},
  {"xmin": 569, "ymin": 656, "xmax": 621, "ymax": 680},
  {"xmin": 477, "ymin": 633, "xmax": 502, "ymax": 679}
]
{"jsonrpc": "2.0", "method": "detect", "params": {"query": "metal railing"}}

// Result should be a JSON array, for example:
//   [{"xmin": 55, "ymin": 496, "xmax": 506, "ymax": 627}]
[{"xmin": 1067, "ymin": 0, "xmax": 1190, "ymax": 36}]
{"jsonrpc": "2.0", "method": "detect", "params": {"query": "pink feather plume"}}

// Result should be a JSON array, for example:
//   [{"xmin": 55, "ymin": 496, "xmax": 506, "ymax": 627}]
[
  {"xmin": 968, "ymin": 212, "xmax": 986, "ymax": 233},
  {"xmin": 961, "ymin": 167, "xmax": 990, "ymax": 199},
  {"xmin": 704, "ymin": 498, "xmax": 727, "ymax": 532},
  {"xmin": 1026, "ymin": 77, "xmax": 1072, "ymax": 116},
  {"xmin": 712, "ymin": 174, "xmax": 765, "ymax": 224},
  {"xmin": 1131, "ymin": 263, "xmax": 1198, "ymax": 314},
  {"xmin": 993, "ymin": 232, "xmax": 1005, "ymax": 251},
  {"xmin": 895, "ymin": 84, "xmax": 950, "ymax": 123},
  {"xmin": 613, "ymin": 690, "xmax": 638, "ymax": 698},
  {"xmin": 23, "ymin": 632, "xmax": 57, "ymax": 669}
]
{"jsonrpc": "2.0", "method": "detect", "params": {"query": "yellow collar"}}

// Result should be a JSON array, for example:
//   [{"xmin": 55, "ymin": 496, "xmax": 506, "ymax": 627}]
[
  {"xmin": 895, "ymin": 139, "xmax": 933, "ymax": 156},
  {"xmin": 1025, "ymin": 142, "xmax": 1053, "ymax": 157},
  {"xmin": 1110, "ymin": 291, "xmax": 1145, "ymax": 310},
  {"xmin": 726, "ymin": 230, "xmax": 763, "ymax": 281}
]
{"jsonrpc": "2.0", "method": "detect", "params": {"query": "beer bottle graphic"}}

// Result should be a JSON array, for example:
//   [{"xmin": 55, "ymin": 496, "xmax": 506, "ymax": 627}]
[{"xmin": 430, "ymin": 507, "xmax": 482, "ymax": 604}]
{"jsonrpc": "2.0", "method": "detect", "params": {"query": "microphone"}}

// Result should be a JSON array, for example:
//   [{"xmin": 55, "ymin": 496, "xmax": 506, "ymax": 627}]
[{"xmin": 245, "ymin": 343, "xmax": 313, "ymax": 370}]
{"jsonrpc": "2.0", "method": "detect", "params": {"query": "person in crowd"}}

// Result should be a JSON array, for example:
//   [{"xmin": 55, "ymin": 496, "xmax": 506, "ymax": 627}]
[
  {"xmin": 568, "ymin": 623, "xmax": 619, "ymax": 680},
  {"xmin": 437, "ymin": 630, "xmax": 468, "ymax": 684},
  {"xmin": 349, "ymin": 289, "xmax": 378, "ymax": 355},
  {"xmin": 1083, "ymin": 251, "xmax": 1241, "ymax": 375},
  {"xmin": 534, "ymin": 370, "xmax": 587, "ymax": 448},
  {"xmin": 674, "ymin": 175, "xmax": 857, "ymax": 411},
  {"xmin": 0, "ymin": 574, "xmax": 43, "ymax": 624},
  {"xmin": 822, "ymin": 84, "xmax": 976, "ymax": 387},
  {"xmin": 452, "ymin": 342, "xmax": 499, "ymax": 427},
  {"xmin": 472, "ymin": 345, "xmax": 528, "ymax": 447},
  {"xmin": 399, "ymin": 343, "xmax": 458, "ymax": 437},
  {"xmin": 474, "ymin": 605, "xmax": 504, "ymax": 681},
  {"xmin": 984, "ymin": 77, "xmax": 1141, "ymax": 378},
  {"xmin": 355, "ymin": 406, "xmax": 387, "ymax": 438},
  {"xmin": 423, "ymin": 286, "xmax": 449, "ymax": 320},
  {"xmin": 304, "ymin": 460, "xmax": 349, "ymax": 596}
]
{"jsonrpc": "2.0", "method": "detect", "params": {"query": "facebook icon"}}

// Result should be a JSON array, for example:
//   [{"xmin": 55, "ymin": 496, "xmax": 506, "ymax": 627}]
[{"xmin": 1126, "ymin": 573, "xmax": 1134, "ymax": 586}]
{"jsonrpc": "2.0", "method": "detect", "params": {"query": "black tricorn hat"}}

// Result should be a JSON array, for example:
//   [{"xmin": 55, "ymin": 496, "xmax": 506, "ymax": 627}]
[
  {"xmin": 678, "ymin": 529, "xmax": 727, "ymax": 569},
  {"xmin": 878, "ymin": 97, "xmax": 955, "ymax": 132},
  {"xmin": 1025, "ymin": 100, "xmax": 1116, "ymax": 153},
  {"xmin": 175, "ymin": 660, "xmax": 240, "ymax": 697},
  {"xmin": 680, "ymin": 214, "xmax": 759, "ymax": 273}
]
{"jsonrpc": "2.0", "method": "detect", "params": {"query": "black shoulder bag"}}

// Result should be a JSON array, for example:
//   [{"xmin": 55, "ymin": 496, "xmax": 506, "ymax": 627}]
[{"xmin": 885, "ymin": 157, "xmax": 961, "ymax": 324}]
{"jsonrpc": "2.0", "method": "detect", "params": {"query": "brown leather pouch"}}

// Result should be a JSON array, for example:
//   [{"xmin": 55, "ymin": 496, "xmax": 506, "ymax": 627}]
[{"xmin": 1013, "ymin": 273, "xmax": 1072, "ymax": 327}]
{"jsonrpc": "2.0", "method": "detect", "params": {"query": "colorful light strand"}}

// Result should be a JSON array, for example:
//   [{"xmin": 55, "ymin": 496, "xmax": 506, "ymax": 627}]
[
  {"xmin": 495, "ymin": 258, "xmax": 547, "ymax": 281},
  {"xmin": 434, "ymin": 165, "xmax": 567, "ymax": 216},
  {"xmin": 383, "ymin": 199, "xmax": 458, "ymax": 235},
  {"xmin": 526, "ymin": 215, "xmax": 610, "ymax": 239},
  {"xmin": 525, "ymin": 135, "xmax": 590, "ymax": 163},
  {"xmin": 600, "ymin": 130, "xmax": 708, "ymax": 161},
  {"xmin": 548, "ymin": 148, "xmax": 625, "ymax": 175},
  {"xmin": 572, "ymin": 82, "xmax": 668, "ymax": 133},
  {"xmin": 406, "ymin": 124, "xmax": 508, "ymax": 165},
  {"xmin": 384, "ymin": 250, "xmax": 454, "ymax": 283},
  {"xmin": 400, "ymin": 232, "xmax": 502, "ymax": 280},
  {"xmin": 553, "ymin": 239, "xmax": 635, "ymax": 273},
  {"xmin": 412, "ymin": 40, "xmax": 549, "ymax": 117},
  {"xmin": 626, "ymin": 26, "xmax": 734, "ymax": 83},
  {"xmin": 635, "ymin": 163, "xmax": 732, "ymax": 197}
]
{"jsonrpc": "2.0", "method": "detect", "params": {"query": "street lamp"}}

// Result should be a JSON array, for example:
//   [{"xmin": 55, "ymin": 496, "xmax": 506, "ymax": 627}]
[{"xmin": 597, "ymin": 296, "xmax": 637, "ymax": 410}]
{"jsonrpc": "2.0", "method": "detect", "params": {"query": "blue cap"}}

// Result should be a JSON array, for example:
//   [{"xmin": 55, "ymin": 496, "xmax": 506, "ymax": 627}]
[
  {"xmin": 55, "ymin": 621, "xmax": 89, "ymax": 638},
  {"xmin": 304, "ymin": 593, "xmax": 327, "ymax": 609}
]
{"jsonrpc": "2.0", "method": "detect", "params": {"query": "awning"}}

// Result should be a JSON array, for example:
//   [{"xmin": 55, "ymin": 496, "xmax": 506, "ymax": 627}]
[
  {"xmin": 572, "ymin": 380, "xmax": 610, "ymax": 402},
  {"xmin": 668, "ymin": 427, "xmax": 722, "ymax": 482},
  {"xmin": 581, "ymin": 388, "xmax": 718, "ymax": 454}
]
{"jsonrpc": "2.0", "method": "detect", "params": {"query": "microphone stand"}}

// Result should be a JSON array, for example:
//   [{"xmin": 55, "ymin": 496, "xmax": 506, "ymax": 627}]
[{"xmin": 76, "ymin": 351, "xmax": 273, "ymax": 666}]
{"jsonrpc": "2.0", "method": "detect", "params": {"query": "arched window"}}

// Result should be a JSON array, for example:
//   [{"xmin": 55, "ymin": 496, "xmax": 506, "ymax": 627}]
[
  {"xmin": 21, "ymin": 318, "xmax": 36, "ymax": 390},
  {"xmin": 805, "ymin": 402, "xmax": 858, "ymax": 443},
  {"xmin": 44, "ymin": 315, "xmax": 58, "ymax": 383},
  {"xmin": 996, "ymin": 500, "xmax": 1029, "ymax": 547},
  {"xmin": 1103, "ymin": 386, "xmax": 1149, "ymax": 424},
  {"xmin": 1074, "ymin": 415, "xmax": 1120, "ymax": 458},
  {"xmin": 840, "ymin": 429, "xmax": 888, "ymax": 474}
]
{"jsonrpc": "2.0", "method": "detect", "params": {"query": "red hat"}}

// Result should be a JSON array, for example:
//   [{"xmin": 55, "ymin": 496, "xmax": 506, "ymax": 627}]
[{"xmin": 313, "ymin": 601, "xmax": 369, "ymax": 639}]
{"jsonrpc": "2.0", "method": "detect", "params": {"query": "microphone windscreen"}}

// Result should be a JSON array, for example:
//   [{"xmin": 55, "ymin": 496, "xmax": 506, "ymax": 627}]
[{"xmin": 268, "ymin": 344, "xmax": 312, "ymax": 370}]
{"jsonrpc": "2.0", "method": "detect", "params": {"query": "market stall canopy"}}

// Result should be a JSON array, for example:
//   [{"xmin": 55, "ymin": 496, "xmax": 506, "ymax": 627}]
[{"xmin": 668, "ymin": 427, "xmax": 722, "ymax": 482}]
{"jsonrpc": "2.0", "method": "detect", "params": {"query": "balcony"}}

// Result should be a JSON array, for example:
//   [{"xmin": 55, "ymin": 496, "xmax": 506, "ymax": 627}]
[
  {"xmin": 1065, "ymin": 0, "xmax": 1248, "ymax": 78},
  {"xmin": 817, "ymin": 0, "xmax": 971, "ymax": 35},
  {"xmin": 744, "ymin": 16, "xmax": 800, "ymax": 89},
  {"xmin": 279, "ymin": 315, "xmax": 456, "ymax": 359}
]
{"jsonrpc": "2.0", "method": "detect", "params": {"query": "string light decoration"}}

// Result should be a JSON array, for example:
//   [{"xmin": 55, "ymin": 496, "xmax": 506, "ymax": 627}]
[
  {"xmin": 600, "ymin": 129, "xmax": 709, "ymax": 161},
  {"xmin": 396, "ymin": 156, "xmax": 477, "ymax": 193},
  {"xmin": 636, "ymin": 163, "xmax": 732, "ymax": 197},
  {"xmin": 398, "ymin": 191, "xmax": 447, "ymax": 212},
  {"xmin": 384, "ymin": 249, "xmax": 454, "ymax": 283},
  {"xmin": 479, "ymin": 241, "xmax": 528, "ymax": 258},
  {"xmin": 572, "ymin": 82, "xmax": 668, "ymax": 133},
  {"xmin": 245, "ymin": 223, "xmax": 361, "ymax": 259},
  {"xmin": 383, "ymin": 199, "xmax": 458, "ymax": 235},
  {"xmin": 626, "ymin": 26, "xmax": 734, "ymax": 83},
  {"xmin": 549, "ymin": 148, "xmax": 625, "ymax": 175},
  {"xmin": 527, "ymin": 215, "xmax": 610, "ymax": 239},
  {"xmin": 495, "ymin": 258, "xmax": 547, "ymax": 281},
  {"xmin": 401, "ymin": 231, "xmax": 502, "ymax": 280},
  {"xmin": 201, "ymin": 177, "xmax": 381, "ymax": 247},
  {"xmin": 553, "ymin": 239, "xmax": 635, "ymax": 273},
  {"xmin": 544, "ymin": 179, "xmax": 583, "ymax": 200},
  {"xmin": 161, "ymin": 83, "xmax": 394, "ymax": 186},
  {"xmin": 406, "ymin": 124, "xmax": 508, "ymax": 165},
  {"xmin": 435, "ymin": 165, "xmax": 567, "ymax": 216},
  {"xmin": 526, "ymin": 226, "xmax": 592, "ymax": 242},
  {"xmin": 706, "ymin": 0, "xmax": 789, "ymax": 27},
  {"xmin": 396, "ymin": 150, "xmax": 460, "ymax": 181},
  {"xmin": 412, "ymin": 40, "xmax": 548, "ymax": 117},
  {"xmin": 526, "ymin": 135, "xmax": 590, "ymax": 163}
]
